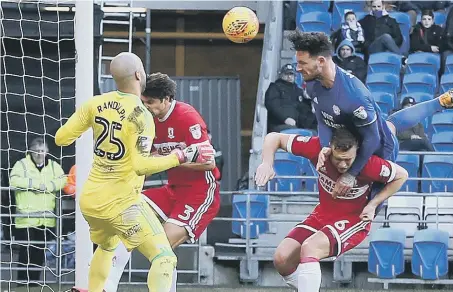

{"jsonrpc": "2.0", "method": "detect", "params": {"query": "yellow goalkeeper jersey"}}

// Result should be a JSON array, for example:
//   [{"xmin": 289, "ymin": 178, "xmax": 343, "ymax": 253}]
[{"xmin": 55, "ymin": 91, "xmax": 180, "ymax": 219}]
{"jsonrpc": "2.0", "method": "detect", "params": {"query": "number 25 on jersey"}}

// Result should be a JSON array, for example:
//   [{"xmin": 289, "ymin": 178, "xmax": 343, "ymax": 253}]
[{"xmin": 94, "ymin": 116, "xmax": 125, "ymax": 161}]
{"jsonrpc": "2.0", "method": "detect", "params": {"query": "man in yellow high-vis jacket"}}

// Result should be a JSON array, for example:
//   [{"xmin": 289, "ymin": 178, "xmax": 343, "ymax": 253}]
[{"xmin": 9, "ymin": 137, "xmax": 67, "ymax": 284}]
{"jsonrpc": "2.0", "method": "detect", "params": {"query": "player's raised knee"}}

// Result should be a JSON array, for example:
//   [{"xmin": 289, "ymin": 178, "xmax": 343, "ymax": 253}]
[{"xmin": 273, "ymin": 238, "xmax": 301, "ymax": 275}]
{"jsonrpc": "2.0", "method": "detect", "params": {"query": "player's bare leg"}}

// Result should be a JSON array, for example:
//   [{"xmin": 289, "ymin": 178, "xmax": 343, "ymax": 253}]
[
  {"xmin": 273, "ymin": 238, "xmax": 303, "ymax": 288},
  {"xmin": 298, "ymin": 231, "xmax": 330, "ymax": 292}
]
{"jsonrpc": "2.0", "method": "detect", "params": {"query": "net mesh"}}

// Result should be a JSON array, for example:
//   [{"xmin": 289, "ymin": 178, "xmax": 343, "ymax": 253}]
[{"xmin": 1, "ymin": 1, "xmax": 76, "ymax": 289}]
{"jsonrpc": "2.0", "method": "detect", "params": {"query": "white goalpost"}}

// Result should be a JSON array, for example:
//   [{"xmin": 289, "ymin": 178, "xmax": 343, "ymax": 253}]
[
  {"xmin": 0, "ymin": 0, "xmax": 92, "ymax": 290},
  {"xmin": 74, "ymin": 0, "xmax": 93, "ymax": 289}
]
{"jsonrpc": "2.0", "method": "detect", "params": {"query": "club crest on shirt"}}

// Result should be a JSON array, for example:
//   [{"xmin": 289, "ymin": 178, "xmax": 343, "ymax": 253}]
[
  {"xmin": 333, "ymin": 105, "xmax": 340, "ymax": 115},
  {"xmin": 189, "ymin": 124, "xmax": 202, "ymax": 140},
  {"xmin": 353, "ymin": 106, "xmax": 368, "ymax": 120},
  {"xmin": 168, "ymin": 127, "xmax": 175, "ymax": 139}
]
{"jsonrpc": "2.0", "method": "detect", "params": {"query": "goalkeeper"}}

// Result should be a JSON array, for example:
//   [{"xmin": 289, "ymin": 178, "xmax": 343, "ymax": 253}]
[{"xmin": 55, "ymin": 52, "xmax": 214, "ymax": 292}]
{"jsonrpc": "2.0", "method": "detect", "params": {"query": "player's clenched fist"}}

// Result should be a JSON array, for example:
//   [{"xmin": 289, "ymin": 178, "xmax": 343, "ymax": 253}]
[
  {"xmin": 360, "ymin": 204, "xmax": 376, "ymax": 222},
  {"xmin": 173, "ymin": 144, "xmax": 215, "ymax": 164},
  {"xmin": 254, "ymin": 162, "xmax": 276, "ymax": 187}
]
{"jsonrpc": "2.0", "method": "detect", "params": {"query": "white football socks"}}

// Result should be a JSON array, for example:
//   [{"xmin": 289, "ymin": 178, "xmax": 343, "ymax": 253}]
[
  {"xmin": 283, "ymin": 264, "xmax": 302, "ymax": 289},
  {"xmin": 103, "ymin": 243, "xmax": 131, "ymax": 292},
  {"xmin": 297, "ymin": 257, "xmax": 321, "ymax": 292}
]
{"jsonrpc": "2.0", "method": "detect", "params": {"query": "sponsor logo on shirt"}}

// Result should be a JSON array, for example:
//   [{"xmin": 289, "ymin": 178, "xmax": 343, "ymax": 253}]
[{"xmin": 318, "ymin": 172, "xmax": 369, "ymax": 199}]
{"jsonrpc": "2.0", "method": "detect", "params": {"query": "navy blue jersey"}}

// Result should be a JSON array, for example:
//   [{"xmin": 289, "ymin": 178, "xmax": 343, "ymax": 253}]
[{"xmin": 307, "ymin": 66, "xmax": 396, "ymax": 176}]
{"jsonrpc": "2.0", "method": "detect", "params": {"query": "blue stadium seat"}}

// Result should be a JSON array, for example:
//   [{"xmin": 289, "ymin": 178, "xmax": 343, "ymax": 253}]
[
  {"xmin": 368, "ymin": 228, "xmax": 406, "ymax": 279},
  {"xmin": 298, "ymin": 0, "xmax": 330, "ymax": 13},
  {"xmin": 296, "ymin": 1, "xmax": 330, "ymax": 39},
  {"xmin": 412, "ymin": 229, "xmax": 449, "ymax": 280},
  {"xmin": 431, "ymin": 111, "xmax": 453, "ymax": 134},
  {"xmin": 355, "ymin": 11, "xmax": 367, "ymax": 22},
  {"xmin": 232, "ymin": 194, "xmax": 269, "ymax": 239},
  {"xmin": 402, "ymin": 73, "xmax": 437, "ymax": 95},
  {"xmin": 368, "ymin": 52, "xmax": 402, "ymax": 76},
  {"xmin": 280, "ymin": 128, "xmax": 314, "ymax": 136},
  {"xmin": 422, "ymin": 155, "xmax": 453, "ymax": 193},
  {"xmin": 445, "ymin": 55, "xmax": 453, "ymax": 74},
  {"xmin": 332, "ymin": 1, "xmax": 365, "ymax": 30},
  {"xmin": 269, "ymin": 151, "xmax": 304, "ymax": 192},
  {"xmin": 299, "ymin": 12, "xmax": 332, "ymax": 34},
  {"xmin": 434, "ymin": 11, "xmax": 447, "ymax": 27},
  {"xmin": 372, "ymin": 91, "xmax": 394, "ymax": 114},
  {"xmin": 301, "ymin": 159, "xmax": 318, "ymax": 192},
  {"xmin": 431, "ymin": 132, "xmax": 453, "ymax": 152},
  {"xmin": 406, "ymin": 53, "xmax": 440, "ymax": 78},
  {"xmin": 366, "ymin": 73, "xmax": 400, "ymax": 95},
  {"xmin": 389, "ymin": 12, "xmax": 411, "ymax": 54},
  {"xmin": 396, "ymin": 154, "xmax": 420, "ymax": 192},
  {"xmin": 440, "ymin": 74, "xmax": 453, "ymax": 94}
]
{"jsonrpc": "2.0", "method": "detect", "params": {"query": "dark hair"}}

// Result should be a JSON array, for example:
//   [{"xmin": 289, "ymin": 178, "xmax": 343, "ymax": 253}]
[
  {"xmin": 142, "ymin": 72, "xmax": 177, "ymax": 101},
  {"xmin": 287, "ymin": 30, "xmax": 333, "ymax": 57},
  {"xmin": 421, "ymin": 9, "xmax": 434, "ymax": 19},
  {"xmin": 330, "ymin": 128, "xmax": 358, "ymax": 152},
  {"xmin": 344, "ymin": 11, "xmax": 356, "ymax": 21}
]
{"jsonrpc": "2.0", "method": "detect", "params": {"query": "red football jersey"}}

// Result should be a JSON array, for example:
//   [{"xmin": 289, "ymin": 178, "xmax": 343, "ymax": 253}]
[
  {"xmin": 287, "ymin": 135, "xmax": 397, "ymax": 215},
  {"xmin": 152, "ymin": 101, "xmax": 220, "ymax": 186}
]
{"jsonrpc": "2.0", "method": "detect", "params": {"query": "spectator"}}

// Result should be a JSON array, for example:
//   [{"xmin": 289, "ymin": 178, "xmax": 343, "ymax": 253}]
[
  {"xmin": 9, "ymin": 137, "xmax": 66, "ymax": 284},
  {"xmin": 265, "ymin": 64, "xmax": 316, "ymax": 132},
  {"xmin": 396, "ymin": 97, "xmax": 434, "ymax": 151},
  {"xmin": 331, "ymin": 11, "xmax": 365, "ymax": 53},
  {"xmin": 333, "ymin": 40, "xmax": 367, "ymax": 83},
  {"xmin": 360, "ymin": 0, "xmax": 403, "ymax": 57},
  {"xmin": 398, "ymin": 1, "xmax": 449, "ymax": 28},
  {"xmin": 410, "ymin": 10, "xmax": 443, "ymax": 54}
]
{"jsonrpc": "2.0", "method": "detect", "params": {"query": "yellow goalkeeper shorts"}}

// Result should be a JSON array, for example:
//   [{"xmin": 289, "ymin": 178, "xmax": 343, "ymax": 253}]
[{"xmin": 83, "ymin": 200, "xmax": 168, "ymax": 253}]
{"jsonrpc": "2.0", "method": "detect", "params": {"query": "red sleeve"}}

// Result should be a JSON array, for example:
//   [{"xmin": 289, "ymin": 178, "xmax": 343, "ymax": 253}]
[
  {"xmin": 360, "ymin": 156, "xmax": 397, "ymax": 183},
  {"xmin": 286, "ymin": 135, "xmax": 321, "ymax": 160},
  {"xmin": 183, "ymin": 110, "xmax": 210, "ymax": 146}
]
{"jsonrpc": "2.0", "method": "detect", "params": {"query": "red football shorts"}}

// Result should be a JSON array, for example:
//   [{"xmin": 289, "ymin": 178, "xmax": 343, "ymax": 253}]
[
  {"xmin": 286, "ymin": 205, "xmax": 371, "ymax": 258},
  {"xmin": 142, "ymin": 183, "xmax": 220, "ymax": 243}
]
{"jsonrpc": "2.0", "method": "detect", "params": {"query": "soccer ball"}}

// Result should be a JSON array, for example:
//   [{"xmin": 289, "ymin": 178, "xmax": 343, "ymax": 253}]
[{"xmin": 222, "ymin": 6, "xmax": 259, "ymax": 43}]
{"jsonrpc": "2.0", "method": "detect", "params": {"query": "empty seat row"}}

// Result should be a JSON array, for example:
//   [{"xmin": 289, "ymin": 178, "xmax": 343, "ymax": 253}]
[
  {"xmin": 369, "ymin": 228, "xmax": 449, "ymax": 280},
  {"xmin": 385, "ymin": 193, "xmax": 453, "ymax": 236},
  {"xmin": 397, "ymin": 154, "xmax": 453, "ymax": 193}
]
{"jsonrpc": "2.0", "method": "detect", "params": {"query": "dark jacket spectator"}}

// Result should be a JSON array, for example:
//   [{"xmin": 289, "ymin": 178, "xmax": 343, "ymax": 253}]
[
  {"xmin": 265, "ymin": 64, "xmax": 317, "ymax": 132},
  {"xmin": 410, "ymin": 10, "xmax": 443, "ymax": 53},
  {"xmin": 397, "ymin": 97, "xmax": 434, "ymax": 151},
  {"xmin": 360, "ymin": 0, "xmax": 403, "ymax": 57},
  {"xmin": 398, "ymin": 1, "xmax": 449, "ymax": 27},
  {"xmin": 331, "ymin": 11, "xmax": 365, "ymax": 53},
  {"xmin": 333, "ymin": 40, "xmax": 367, "ymax": 83}
]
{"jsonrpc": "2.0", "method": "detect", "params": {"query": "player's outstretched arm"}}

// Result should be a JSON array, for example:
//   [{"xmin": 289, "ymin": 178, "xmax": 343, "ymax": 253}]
[
  {"xmin": 360, "ymin": 162, "xmax": 408, "ymax": 221},
  {"xmin": 255, "ymin": 132, "xmax": 292, "ymax": 187},
  {"xmin": 55, "ymin": 102, "xmax": 92, "ymax": 147}
]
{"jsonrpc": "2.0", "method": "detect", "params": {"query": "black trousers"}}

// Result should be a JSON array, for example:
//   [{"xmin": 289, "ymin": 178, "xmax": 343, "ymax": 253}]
[{"xmin": 15, "ymin": 226, "xmax": 54, "ymax": 282}]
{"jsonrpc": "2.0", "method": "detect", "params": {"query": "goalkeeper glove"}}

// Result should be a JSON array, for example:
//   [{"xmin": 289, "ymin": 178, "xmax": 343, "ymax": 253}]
[{"xmin": 172, "ymin": 144, "xmax": 215, "ymax": 164}]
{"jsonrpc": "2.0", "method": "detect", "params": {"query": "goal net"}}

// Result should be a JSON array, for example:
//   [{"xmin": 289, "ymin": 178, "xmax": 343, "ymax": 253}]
[{"xmin": 1, "ymin": 1, "xmax": 85, "ymax": 290}]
